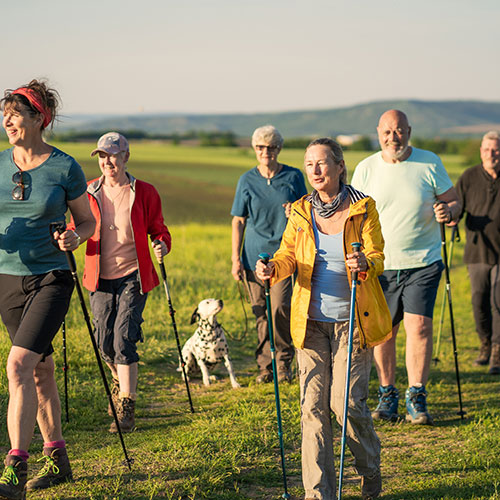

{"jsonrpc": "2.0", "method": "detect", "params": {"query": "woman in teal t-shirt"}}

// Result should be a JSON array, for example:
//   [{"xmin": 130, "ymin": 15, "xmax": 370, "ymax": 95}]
[
  {"xmin": 231, "ymin": 125, "xmax": 307, "ymax": 383},
  {"xmin": 0, "ymin": 79, "xmax": 95, "ymax": 497}
]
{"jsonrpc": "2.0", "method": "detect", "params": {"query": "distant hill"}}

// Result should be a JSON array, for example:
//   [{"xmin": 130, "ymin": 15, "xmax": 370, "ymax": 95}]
[{"xmin": 55, "ymin": 100, "xmax": 500, "ymax": 138}]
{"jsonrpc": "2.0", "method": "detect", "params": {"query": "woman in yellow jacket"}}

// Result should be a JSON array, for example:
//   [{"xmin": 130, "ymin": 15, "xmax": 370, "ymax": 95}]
[{"xmin": 256, "ymin": 138, "xmax": 391, "ymax": 500}]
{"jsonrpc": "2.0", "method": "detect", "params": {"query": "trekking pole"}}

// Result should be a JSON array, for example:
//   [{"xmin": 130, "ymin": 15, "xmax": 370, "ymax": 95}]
[
  {"xmin": 338, "ymin": 242, "xmax": 361, "ymax": 500},
  {"xmin": 433, "ymin": 225, "xmax": 460, "ymax": 364},
  {"xmin": 62, "ymin": 320, "xmax": 69, "ymax": 423},
  {"xmin": 258, "ymin": 252, "xmax": 290, "ymax": 500},
  {"xmin": 440, "ymin": 223, "xmax": 466, "ymax": 420},
  {"xmin": 153, "ymin": 240, "xmax": 195, "ymax": 414},
  {"xmin": 50, "ymin": 222, "xmax": 133, "ymax": 470}
]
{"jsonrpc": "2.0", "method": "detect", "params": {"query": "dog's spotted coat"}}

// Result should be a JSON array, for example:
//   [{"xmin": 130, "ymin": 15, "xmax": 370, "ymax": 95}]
[{"xmin": 180, "ymin": 298, "xmax": 240, "ymax": 388}]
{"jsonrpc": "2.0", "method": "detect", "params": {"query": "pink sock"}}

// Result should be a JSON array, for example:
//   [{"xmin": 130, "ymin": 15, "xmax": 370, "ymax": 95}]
[
  {"xmin": 44, "ymin": 440, "xmax": 66, "ymax": 449},
  {"xmin": 8, "ymin": 449, "xmax": 29, "ymax": 461}
]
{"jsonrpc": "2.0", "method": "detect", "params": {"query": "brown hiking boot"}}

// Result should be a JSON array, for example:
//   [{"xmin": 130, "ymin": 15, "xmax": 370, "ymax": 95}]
[
  {"xmin": 26, "ymin": 447, "xmax": 73, "ymax": 491},
  {"xmin": 361, "ymin": 471, "xmax": 382, "ymax": 500},
  {"xmin": 108, "ymin": 377, "xmax": 120, "ymax": 417},
  {"xmin": 109, "ymin": 397, "xmax": 136, "ymax": 433},
  {"xmin": 278, "ymin": 366, "xmax": 293, "ymax": 383},
  {"xmin": 489, "ymin": 343, "xmax": 500, "ymax": 375},
  {"xmin": 474, "ymin": 340, "xmax": 491, "ymax": 366},
  {"xmin": 0, "ymin": 455, "xmax": 28, "ymax": 500},
  {"xmin": 256, "ymin": 372, "xmax": 273, "ymax": 384}
]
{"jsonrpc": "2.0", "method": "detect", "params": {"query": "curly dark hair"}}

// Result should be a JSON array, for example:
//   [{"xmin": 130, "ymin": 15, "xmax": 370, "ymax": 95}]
[{"xmin": 1, "ymin": 79, "xmax": 60, "ymax": 130}]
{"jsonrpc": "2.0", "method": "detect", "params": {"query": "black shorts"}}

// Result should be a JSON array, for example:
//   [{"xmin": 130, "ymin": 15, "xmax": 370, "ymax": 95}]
[
  {"xmin": 378, "ymin": 261, "xmax": 444, "ymax": 326},
  {"xmin": 0, "ymin": 271, "xmax": 74, "ymax": 356}
]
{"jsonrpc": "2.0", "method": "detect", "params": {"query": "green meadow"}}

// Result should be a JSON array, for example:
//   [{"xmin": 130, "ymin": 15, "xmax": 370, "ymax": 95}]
[{"xmin": 0, "ymin": 141, "xmax": 498, "ymax": 499}]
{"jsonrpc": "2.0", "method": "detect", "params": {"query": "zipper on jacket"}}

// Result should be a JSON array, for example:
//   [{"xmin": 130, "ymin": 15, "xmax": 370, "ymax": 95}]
[
  {"xmin": 127, "ymin": 178, "xmax": 144, "ymax": 295},
  {"xmin": 89, "ymin": 189, "xmax": 102, "ymax": 292},
  {"xmin": 293, "ymin": 208, "xmax": 313, "ymax": 229}
]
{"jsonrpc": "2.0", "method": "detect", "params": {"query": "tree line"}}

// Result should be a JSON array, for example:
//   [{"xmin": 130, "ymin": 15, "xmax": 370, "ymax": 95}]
[{"xmin": 0, "ymin": 129, "xmax": 483, "ymax": 165}]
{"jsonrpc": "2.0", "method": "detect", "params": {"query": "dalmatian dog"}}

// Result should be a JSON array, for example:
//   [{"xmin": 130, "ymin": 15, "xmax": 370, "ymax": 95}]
[{"xmin": 180, "ymin": 298, "xmax": 241, "ymax": 389}]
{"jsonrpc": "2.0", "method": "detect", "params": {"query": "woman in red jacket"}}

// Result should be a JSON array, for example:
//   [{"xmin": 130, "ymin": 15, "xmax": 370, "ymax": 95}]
[{"xmin": 84, "ymin": 132, "xmax": 171, "ymax": 433}]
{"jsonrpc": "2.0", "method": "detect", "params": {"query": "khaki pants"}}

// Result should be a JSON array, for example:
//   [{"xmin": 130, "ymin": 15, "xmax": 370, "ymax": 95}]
[
  {"xmin": 297, "ymin": 320, "xmax": 380, "ymax": 500},
  {"xmin": 244, "ymin": 269, "xmax": 294, "ymax": 373}
]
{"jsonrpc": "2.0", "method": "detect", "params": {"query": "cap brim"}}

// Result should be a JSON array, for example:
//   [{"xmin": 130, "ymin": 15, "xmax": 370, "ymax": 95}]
[{"xmin": 90, "ymin": 147, "xmax": 127, "ymax": 157}]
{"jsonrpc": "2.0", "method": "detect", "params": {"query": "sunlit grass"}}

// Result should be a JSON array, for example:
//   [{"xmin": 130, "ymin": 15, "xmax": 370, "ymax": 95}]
[{"xmin": 0, "ymin": 142, "xmax": 496, "ymax": 499}]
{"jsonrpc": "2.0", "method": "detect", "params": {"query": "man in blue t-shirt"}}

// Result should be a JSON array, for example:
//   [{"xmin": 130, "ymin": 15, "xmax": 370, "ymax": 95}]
[
  {"xmin": 352, "ymin": 110, "xmax": 460, "ymax": 425},
  {"xmin": 231, "ymin": 125, "xmax": 307, "ymax": 383}
]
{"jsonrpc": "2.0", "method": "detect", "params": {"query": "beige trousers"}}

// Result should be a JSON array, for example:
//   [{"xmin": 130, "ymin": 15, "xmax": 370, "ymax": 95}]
[{"xmin": 297, "ymin": 320, "xmax": 380, "ymax": 500}]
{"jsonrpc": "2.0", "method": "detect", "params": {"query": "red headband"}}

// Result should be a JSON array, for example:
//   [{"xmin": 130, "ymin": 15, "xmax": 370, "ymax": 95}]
[{"xmin": 11, "ymin": 88, "xmax": 52, "ymax": 129}]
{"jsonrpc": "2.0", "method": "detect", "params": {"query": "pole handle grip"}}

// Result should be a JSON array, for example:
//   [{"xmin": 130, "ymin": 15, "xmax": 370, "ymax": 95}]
[
  {"xmin": 350, "ymin": 242, "xmax": 361, "ymax": 281},
  {"xmin": 258, "ymin": 252, "xmax": 271, "ymax": 292},
  {"xmin": 153, "ymin": 239, "xmax": 167, "ymax": 280},
  {"xmin": 258, "ymin": 252, "xmax": 270, "ymax": 265},
  {"xmin": 49, "ymin": 221, "xmax": 78, "ymax": 273}
]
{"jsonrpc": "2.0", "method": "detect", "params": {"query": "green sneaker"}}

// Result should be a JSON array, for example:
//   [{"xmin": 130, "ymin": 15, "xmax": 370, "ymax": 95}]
[{"xmin": 0, "ymin": 455, "xmax": 27, "ymax": 500}]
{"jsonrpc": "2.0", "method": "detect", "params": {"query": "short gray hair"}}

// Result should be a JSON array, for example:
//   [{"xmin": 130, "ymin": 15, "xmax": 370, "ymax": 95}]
[
  {"xmin": 482, "ymin": 130, "xmax": 500, "ymax": 142},
  {"xmin": 251, "ymin": 125, "xmax": 284, "ymax": 149},
  {"xmin": 306, "ymin": 137, "xmax": 346, "ymax": 183}
]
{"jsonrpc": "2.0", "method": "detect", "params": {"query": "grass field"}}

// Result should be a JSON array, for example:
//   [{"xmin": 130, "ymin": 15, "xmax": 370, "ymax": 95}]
[{"xmin": 0, "ymin": 141, "xmax": 498, "ymax": 499}]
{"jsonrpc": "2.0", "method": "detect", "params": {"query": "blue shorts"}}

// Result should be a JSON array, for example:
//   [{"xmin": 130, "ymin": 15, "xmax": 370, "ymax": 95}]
[
  {"xmin": 378, "ymin": 261, "xmax": 444, "ymax": 326},
  {"xmin": 89, "ymin": 271, "xmax": 147, "ymax": 365}
]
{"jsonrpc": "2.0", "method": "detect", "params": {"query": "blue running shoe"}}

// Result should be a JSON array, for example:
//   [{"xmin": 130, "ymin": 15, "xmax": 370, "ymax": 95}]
[
  {"xmin": 371, "ymin": 385, "xmax": 399, "ymax": 421},
  {"xmin": 405, "ymin": 385, "xmax": 434, "ymax": 425}
]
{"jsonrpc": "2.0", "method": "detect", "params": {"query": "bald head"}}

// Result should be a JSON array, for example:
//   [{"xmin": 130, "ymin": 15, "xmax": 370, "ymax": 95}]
[
  {"xmin": 378, "ymin": 109, "xmax": 410, "ymax": 129},
  {"xmin": 377, "ymin": 109, "xmax": 412, "ymax": 163}
]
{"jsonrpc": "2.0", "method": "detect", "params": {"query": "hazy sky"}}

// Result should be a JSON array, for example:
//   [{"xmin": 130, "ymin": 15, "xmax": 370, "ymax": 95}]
[{"xmin": 2, "ymin": 0, "xmax": 499, "ymax": 115}]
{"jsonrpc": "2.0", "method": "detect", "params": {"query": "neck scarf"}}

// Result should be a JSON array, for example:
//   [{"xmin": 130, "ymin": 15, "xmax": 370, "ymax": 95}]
[
  {"xmin": 11, "ymin": 88, "xmax": 52, "ymax": 129},
  {"xmin": 311, "ymin": 183, "xmax": 348, "ymax": 218}
]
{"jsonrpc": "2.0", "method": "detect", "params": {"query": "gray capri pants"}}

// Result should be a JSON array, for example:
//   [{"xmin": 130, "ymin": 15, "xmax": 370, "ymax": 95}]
[{"xmin": 90, "ymin": 271, "xmax": 147, "ymax": 365}]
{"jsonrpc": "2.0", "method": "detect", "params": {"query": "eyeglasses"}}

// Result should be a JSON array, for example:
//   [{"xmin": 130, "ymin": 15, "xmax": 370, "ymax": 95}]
[
  {"xmin": 255, "ymin": 145, "xmax": 279, "ymax": 152},
  {"xmin": 12, "ymin": 171, "xmax": 25, "ymax": 201}
]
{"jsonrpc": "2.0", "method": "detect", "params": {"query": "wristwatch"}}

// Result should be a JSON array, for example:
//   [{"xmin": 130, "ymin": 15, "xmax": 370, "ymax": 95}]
[{"xmin": 73, "ymin": 231, "xmax": 81, "ymax": 247}]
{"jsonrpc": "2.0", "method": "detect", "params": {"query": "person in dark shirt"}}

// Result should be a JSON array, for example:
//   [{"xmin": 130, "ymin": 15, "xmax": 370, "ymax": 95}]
[{"xmin": 456, "ymin": 131, "xmax": 500, "ymax": 374}]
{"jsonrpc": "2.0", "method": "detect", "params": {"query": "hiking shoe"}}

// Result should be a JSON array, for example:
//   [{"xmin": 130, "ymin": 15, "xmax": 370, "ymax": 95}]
[
  {"xmin": 0, "ymin": 455, "xmax": 28, "ymax": 500},
  {"xmin": 361, "ymin": 471, "xmax": 382, "ymax": 499},
  {"xmin": 109, "ymin": 397, "xmax": 136, "ymax": 433},
  {"xmin": 474, "ymin": 340, "xmax": 491, "ymax": 366},
  {"xmin": 256, "ymin": 372, "xmax": 273, "ymax": 384},
  {"xmin": 405, "ymin": 385, "xmax": 433, "ymax": 425},
  {"xmin": 108, "ymin": 377, "xmax": 120, "ymax": 416},
  {"xmin": 489, "ymin": 343, "xmax": 500, "ymax": 375},
  {"xmin": 26, "ymin": 448, "xmax": 73, "ymax": 491},
  {"xmin": 371, "ymin": 385, "xmax": 399, "ymax": 421},
  {"xmin": 278, "ymin": 366, "xmax": 292, "ymax": 383}
]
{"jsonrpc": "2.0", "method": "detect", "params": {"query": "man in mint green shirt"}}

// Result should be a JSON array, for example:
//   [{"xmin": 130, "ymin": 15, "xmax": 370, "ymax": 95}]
[{"xmin": 351, "ymin": 110, "xmax": 460, "ymax": 425}]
